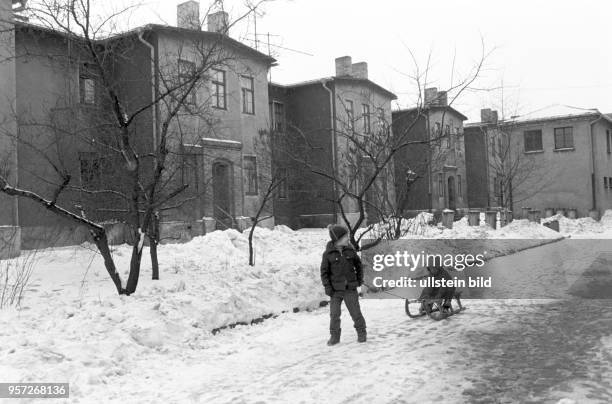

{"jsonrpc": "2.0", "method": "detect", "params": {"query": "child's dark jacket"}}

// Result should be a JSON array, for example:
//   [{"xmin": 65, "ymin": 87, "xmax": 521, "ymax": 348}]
[{"xmin": 320, "ymin": 241, "xmax": 363, "ymax": 291}]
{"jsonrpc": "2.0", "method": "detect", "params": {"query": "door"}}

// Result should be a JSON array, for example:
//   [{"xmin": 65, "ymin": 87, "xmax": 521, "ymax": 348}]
[
  {"xmin": 447, "ymin": 176, "xmax": 456, "ymax": 210},
  {"xmin": 213, "ymin": 161, "xmax": 233, "ymax": 229}
]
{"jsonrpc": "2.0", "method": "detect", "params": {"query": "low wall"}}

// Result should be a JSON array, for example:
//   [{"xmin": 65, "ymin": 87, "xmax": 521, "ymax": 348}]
[
  {"xmin": 299, "ymin": 214, "xmax": 335, "ymax": 228},
  {"xmin": 0, "ymin": 226, "xmax": 20, "ymax": 259},
  {"xmin": 21, "ymin": 224, "xmax": 90, "ymax": 250}
]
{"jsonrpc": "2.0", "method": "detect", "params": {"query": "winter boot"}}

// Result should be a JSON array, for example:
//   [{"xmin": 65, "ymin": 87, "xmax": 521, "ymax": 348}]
[
  {"xmin": 327, "ymin": 330, "xmax": 341, "ymax": 346},
  {"xmin": 357, "ymin": 329, "xmax": 367, "ymax": 343}
]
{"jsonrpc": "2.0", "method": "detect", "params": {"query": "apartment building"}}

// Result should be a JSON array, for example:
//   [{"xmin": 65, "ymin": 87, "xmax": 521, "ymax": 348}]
[
  {"xmin": 392, "ymin": 88, "xmax": 468, "ymax": 214},
  {"xmin": 1, "ymin": 1, "xmax": 276, "ymax": 251},
  {"xmin": 269, "ymin": 56, "xmax": 397, "ymax": 228},
  {"xmin": 464, "ymin": 105, "xmax": 612, "ymax": 217}
]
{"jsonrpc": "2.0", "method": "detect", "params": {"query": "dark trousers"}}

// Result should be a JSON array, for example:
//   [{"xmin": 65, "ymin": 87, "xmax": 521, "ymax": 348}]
[{"xmin": 329, "ymin": 289, "xmax": 366, "ymax": 333}]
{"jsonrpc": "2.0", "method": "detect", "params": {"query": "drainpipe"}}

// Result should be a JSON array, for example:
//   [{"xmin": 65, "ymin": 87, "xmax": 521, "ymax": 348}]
[
  {"xmin": 589, "ymin": 115, "xmax": 602, "ymax": 211},
  {"xmin": 138, "ymin": 30, "xmax": 158, "ymax": 150},
  {"xmin": 320, "ymin": 79, "xmax": 338, "ymax": 221}
]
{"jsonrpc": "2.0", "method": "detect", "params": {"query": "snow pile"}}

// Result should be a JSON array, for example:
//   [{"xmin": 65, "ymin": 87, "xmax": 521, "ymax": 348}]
[
  {"xmin": 372, "ymin": 215, "xmax": 562, "ymax": 240},
  {"xmin": 0, "ymin": 226, "xmax": 332, "ymax": 398},
  {"xmin": 541, "ymin": 210, "xmax": 612, "ymax": 238},
  {"xmin": 368, "ymin": 212, "xmax": 433, "ymax": 237}
]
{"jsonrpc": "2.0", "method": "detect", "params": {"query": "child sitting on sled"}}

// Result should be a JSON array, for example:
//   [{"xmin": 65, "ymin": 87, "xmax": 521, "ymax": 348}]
[{"xmin": 419, "ymin": 264, "xmax": 456, "ymax": 313}]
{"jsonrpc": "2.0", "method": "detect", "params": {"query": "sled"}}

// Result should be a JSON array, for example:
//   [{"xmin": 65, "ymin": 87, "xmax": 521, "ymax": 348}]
[{"xmin": 404, "ymin": 291, "xmax": 464, "ymax": 321}]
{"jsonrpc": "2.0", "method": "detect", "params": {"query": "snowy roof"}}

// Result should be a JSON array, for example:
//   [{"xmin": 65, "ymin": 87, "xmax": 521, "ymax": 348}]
[
  {"xmin": 270, "ymin": 76, "xmax": 397, "ymax": 100},
  {"xmin": 508, "ymin": 104, "xmax": 601, "ymax": 124}
]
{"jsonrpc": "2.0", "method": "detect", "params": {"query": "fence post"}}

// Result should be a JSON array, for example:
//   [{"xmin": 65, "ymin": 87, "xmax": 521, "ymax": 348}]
[
  {"xmin": 468, "ymin": 210, "xmax": 480, "ymax": 226},
  {"xmin": 442, "ymin": 209, "xmax": 454, "ymax": 229},
  {"xmin": 485, "ymin": 210, "xmax": 497, "ymax": 229}
]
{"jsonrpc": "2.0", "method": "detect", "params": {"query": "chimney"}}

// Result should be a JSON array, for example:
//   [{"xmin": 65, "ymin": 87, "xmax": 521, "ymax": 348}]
[
  {"xmin": 351, "ymin": 62, "xmax": 368, "ymax": 79},
  {"xmin": 480, "ymin": 108, "xmax": 492, "ymax": 123},
  {"xmin": 424, "ymin": 87, "xmax": 438, "ymax": 106},
  {"xmin": 491, "ymin": 110, "xmax": 498, "ymax": 124},
  {"xmin": 207, "ymin": 11, "xmax": 229, "ymax": 34},
  {"xmin": 436, "ymin": 90, "xmax": 447, "ymax": 107},
  {"xmin": 335, "ymin": 56, "xmax": 352, "ymax": 77},
  {"xmin": 177, "ymin": 1, "xmax": 200, "ymax": 30}
]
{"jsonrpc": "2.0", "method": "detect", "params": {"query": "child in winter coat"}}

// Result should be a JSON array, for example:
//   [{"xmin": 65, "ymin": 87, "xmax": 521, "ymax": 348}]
[{"xmin": 320, "ymin": 224, "xmax": 367, "ymax": 346}]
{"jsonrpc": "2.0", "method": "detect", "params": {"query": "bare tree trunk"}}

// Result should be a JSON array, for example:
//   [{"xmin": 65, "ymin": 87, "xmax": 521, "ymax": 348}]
[
  {"xmin": 248, "ymin": 223, "xmax": 256, "ymax": 266},
  {"xmin": 149, "ymin": 212, "xmax": 160, "ymax": 280},
  {"xmin": 92, "ymin": 230, "xmax": 127, "ymax": 295}
]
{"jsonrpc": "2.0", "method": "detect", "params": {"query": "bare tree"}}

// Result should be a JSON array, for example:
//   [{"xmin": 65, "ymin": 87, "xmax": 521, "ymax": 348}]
[
  {"xmin": 245, "ymin": 128, "xmax": 285, "ymax": 266},
  {"xmin": 0, "ymin": 0, "xmax": 272, "ymax": 293},
  {"xmin": 282, "ymin": 44, "xmax": 490, "ymax": 251}
]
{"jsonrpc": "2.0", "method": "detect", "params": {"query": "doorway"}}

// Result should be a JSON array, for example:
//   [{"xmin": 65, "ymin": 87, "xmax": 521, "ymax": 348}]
[{"xmin": 213, "ymin": 161, "xmax": 233, "ymax": 229}]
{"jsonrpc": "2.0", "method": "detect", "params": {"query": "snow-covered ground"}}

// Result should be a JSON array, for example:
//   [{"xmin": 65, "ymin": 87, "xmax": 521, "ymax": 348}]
[{"xmin": 1, "ymin": 212, "xmax": 612, "ymax": 403}]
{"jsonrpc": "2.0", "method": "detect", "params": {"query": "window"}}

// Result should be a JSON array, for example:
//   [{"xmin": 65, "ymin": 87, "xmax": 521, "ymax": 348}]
[
  {"xmin": 524, "ymin": 130, "xmax": 543, "ymax": 152},
  {"xmin": 277, "ymin": 167, "xmax": 288, "ymax": 199},
  {"xmin": 554, "ymin": 127, "xmax": 574, "ymax": 149},
  {"xmin": 182, "ymin": 154, "xmax": 199, "ymax": 192},
  {"xmin": 244, "ymin": 156, "xmax": 258, "ymax": 195},
  {"xmin": 211, "ymin": 68, "xmax": 226, "ymax": 109},
  {"xmin": 434, "ymin": 122, "xmax": 441, "ymax": 137},
  {"xmin": 79, "ymin": 76, "xmax": 95, "ymax": 105},
  {"xmin": 607, "ymin": 130, "xmax": 611, "ymax": 154},
  {"xmin": 362, "ymin": 104, "xmax": 371, "ymax": 134},
  {"xmin": 272, "ymin": 101, "xmax": 285, "ymax": 132},
  {"xmin": 438, "ymin": 173, "xmax": 444, "ymax": 197},
  {"xmin": 605, "ymin": 177, "xmax": 609, "ymax": 189},
  {"xmin": 458, "ymin": 174, "xmax": 462, "ymax": 198},
  {"xmin": 445, "ymin": 125, "xmax": 451, "ymax": 148},
  {"xmin": 79, "ymin": 152, "xmax": 106, "ymax": 189},
  {"xmin": 345, "ymin": 100, "xmax": 354, "ymax": 131},
  {"xmin": 241, "ymin": 75, "xmax": 255, "ymax": 114},
  {"xmin": 493, "ymin": 175, "xmax": 500, "ymax": 196},
  {"xmin": 377, "ymin": 107, "xmax": 385, "ymax": 131},
  {"xmin": 178, "ymin": 59, "xmax": 197, "ymax": 105},
  {"xmin": 490, "ymin": 137, "xmax": 496, "ymax": 157}
]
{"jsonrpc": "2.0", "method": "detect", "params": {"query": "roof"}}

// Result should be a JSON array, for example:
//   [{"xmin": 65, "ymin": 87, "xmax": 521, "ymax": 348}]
[
  {"xmin": 508, "ymin": 104, "xmax": 601, "ymax": 124},
  {"xmin": 143, "ymin": 24, "xmax": 275, "ymax": 65},
  {"xmin": 14, "ymin": 21, "xmax": 275, "ymax": 65},
  {"xmin": 466, "ymin": 104, "xmax": 612, "ymax": 127},
  {"xmin": 275, "ymin": 76, "xmax": 397, "ymax": 100},
  {"xmin": 393, "ymin": 106, "xmax": 468, "ymax": 121}
]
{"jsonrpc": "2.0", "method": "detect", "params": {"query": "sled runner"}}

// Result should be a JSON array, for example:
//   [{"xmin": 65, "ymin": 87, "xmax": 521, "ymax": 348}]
[
  {"xmin": 404, "ymin": 264, "xmax": 465, "ymax": 321},
  {"xmin": 404, "ymin": 291, "xmax": 464, "ymax": 321}
]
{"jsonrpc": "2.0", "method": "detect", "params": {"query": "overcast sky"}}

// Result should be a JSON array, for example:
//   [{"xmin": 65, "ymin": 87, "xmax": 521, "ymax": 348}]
[{"xmin": 112, "ymin": 0, "xmax": 612, "ymax": 122}]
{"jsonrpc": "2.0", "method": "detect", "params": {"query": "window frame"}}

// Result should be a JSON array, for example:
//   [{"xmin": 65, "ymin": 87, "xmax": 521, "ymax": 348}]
[
  {"xmin": 362, "ymin": 103, "xmax": 371, "ymax": 134},
  {"xmin": 438, "ymin": 173, "xmax": 444, "ymax": 197},
  {"xmin": 345, "ymin": 100, "xmax": 354, "ymax": 131},
  {"xmin": 606, "ymin": 129, "xmax": 611, "ymax": 154},
  {"xmin": 277, "ymin": 167, "xmax": 288, "ymax": 199},
  {"xmin": 457, "ymin": 174, "xmax": 462, "ymax": 198},
  {"xmin": 241, "ymin": 75, "xmax": 255, "ymax": 115},
  {"xmin": 553, "ymin": 126, "xmax": 574, "ymax": 150},
  {"xmin": 211, "ymin": 68, "xmax": 226, "ymax": 110},
  {"xmin": 523, "ymin": 129, "xmax": 543, "ymax": 153},
  {"xmin": 272, "ymin": 101, "xmax": 285, "ymax": 132},
  {"xmin": 178, "ymin": 59, "xmax": 197, "ymax": 106},
  {"xmin": 78, "ymin": 152, "xmax": 108, "ymax": 189},
  {"xmin": 244, "ymin": 155, "xmax": 258, "ymax": 195}
]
